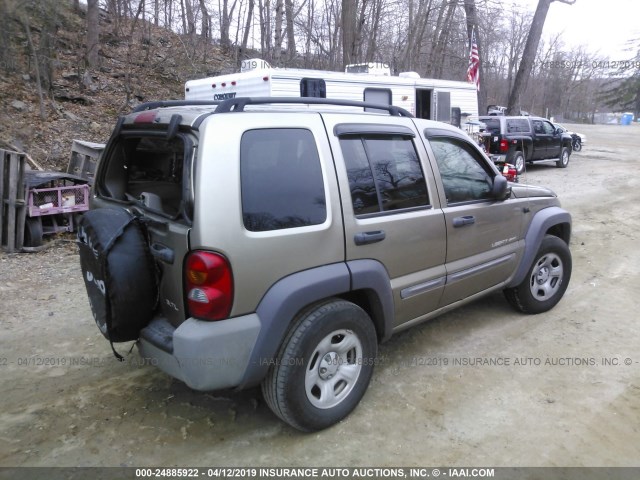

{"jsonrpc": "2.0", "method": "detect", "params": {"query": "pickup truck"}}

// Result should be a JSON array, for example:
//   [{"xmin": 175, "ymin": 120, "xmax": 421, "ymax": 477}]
[{"xmin": 479, "ymin": 115, "xmax": 574, "ymax": 174}]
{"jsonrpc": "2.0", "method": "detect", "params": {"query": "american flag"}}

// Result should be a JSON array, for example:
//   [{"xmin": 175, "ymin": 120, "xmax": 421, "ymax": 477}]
[{"xmin": 467, "ymin": 27, "xmax": 480, "ymax": 91}]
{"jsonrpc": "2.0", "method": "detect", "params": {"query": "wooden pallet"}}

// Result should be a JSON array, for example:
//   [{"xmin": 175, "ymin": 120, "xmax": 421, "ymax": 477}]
[
  {"xmin": 67, "ymin": 139, "xmax": 104, "ymax": 184},
  {"xmin": 1, "ymin": 149, "xmax": 27, "ymax": 252}
]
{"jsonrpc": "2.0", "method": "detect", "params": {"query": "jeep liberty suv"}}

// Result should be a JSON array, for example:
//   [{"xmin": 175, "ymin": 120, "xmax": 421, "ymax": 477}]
[{"xmin": 78, "ymin": 97, "xmax": 572, "ymax": 431}]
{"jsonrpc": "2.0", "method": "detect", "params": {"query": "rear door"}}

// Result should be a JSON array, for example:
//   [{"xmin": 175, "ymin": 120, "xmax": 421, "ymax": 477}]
[
  {"xmin": 323, "ymin": 114, "xmax": 447, "ymax": 328},
  {"xmin": 422, "ymin": 127, "xmax": 523, "ymax": 306},
  {"xmin": 94, "ymin": 130, "xmax": 196, "ymax": 327}
]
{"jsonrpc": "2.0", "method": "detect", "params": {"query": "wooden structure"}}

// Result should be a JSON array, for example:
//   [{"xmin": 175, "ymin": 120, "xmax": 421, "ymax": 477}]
[
  {"xmin": 1, "ymin": 149, "xmax": 27, "ymax": 252},
  {"xmin": 67, "ymin": 140, "xmax": 104, "ymax": 183}
]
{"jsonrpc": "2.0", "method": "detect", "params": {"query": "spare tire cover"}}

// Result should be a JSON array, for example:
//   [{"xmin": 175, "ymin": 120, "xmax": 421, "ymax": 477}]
[{"xmin": 78, "ymin": 208, "xmax": 157, "ymax": 343}]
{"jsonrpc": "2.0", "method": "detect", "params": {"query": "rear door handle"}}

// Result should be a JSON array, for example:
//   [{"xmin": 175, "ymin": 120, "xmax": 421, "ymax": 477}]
[
  {"xmin": 453, "ymin": 215, "xmax": 475, "ymax": 227},
  {"xmin": 354, "ymin": 230, "xmax": 386, "ymax": 246}
]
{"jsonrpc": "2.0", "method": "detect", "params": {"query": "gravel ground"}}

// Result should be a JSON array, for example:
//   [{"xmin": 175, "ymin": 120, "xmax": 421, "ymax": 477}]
[{"xmin": 1, "ymin": 123, "xmax": 639, "ymax": 469}]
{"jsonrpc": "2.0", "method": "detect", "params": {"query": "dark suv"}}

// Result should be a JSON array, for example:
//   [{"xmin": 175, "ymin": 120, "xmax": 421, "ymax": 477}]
[{"xmin": 79, "ymin": 98, "xmax": 572, "ymax": 431}]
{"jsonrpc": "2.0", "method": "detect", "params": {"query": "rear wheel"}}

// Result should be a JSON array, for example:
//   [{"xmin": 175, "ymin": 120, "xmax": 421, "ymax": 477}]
[
  {"xmin": 504, "ymin": 235, "xmax": 572, "ymax": 314},
  {"xmin": 556, "ymin": 147, "xmax": 570, "ymax": 168},
  {"xmin": 512, "ymin": 151, "xmax": 525, "ymax": 174},
  {"xmin": 262, "ymin": 299, "xmax": 378, "ymax": 431},
  {"xmin": 24, "ymin": 217, "xmax": 43, "ymax": 247}
]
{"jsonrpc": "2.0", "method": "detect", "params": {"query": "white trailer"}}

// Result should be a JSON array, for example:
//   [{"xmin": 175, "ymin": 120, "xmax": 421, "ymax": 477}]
[{"xmin": 184, "ymin": 59, "xmax": 479, "ymax": 126}]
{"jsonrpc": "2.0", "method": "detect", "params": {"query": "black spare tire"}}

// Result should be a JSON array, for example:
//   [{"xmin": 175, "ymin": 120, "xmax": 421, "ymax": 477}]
[{"xmin": 77, "ymin": 208, "xmax": 157, "ymax": 343}]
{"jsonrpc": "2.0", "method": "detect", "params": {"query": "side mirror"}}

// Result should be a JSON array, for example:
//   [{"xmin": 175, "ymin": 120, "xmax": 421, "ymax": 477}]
[{"xmin": 491, "ymin": 174, "xmax": 511, "ymax": 200}]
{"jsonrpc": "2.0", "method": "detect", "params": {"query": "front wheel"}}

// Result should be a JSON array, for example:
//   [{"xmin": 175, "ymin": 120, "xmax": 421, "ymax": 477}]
[
  {"xmin": 504, "ymin": 235, "xmax": 572, "ymax": 314},
  {"xmin": 262, "ymin": 299, "xmax": 378, "ymax": 431},
  {"xmin": 556, "ymin": 147, "xmax": 570, "ymax": 168}
]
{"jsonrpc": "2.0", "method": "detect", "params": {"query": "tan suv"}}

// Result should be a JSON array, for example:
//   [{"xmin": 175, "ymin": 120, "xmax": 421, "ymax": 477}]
[{"xmin": 78, "ymin": 97, "xmax": 572, "ymax": 431}]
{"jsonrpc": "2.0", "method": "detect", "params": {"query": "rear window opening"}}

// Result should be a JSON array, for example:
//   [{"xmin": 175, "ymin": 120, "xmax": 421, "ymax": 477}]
[
  {"xmin": 482, "ymin": 118, "xmax": 500, "ymax": 134},
  {"xmin": 99, "ymin": 134, "xmax": 192, "ymax": 221}
]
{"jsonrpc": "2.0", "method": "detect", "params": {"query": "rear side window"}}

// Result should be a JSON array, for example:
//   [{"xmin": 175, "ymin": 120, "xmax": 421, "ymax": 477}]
[
  {"xmin": 506, "ymin": 119, "xmax": 530, "ymax": 133},
  {"xmin": 340, "ymin": 135, "xmax": 429, "ymax": 216},
  {"xmin": 241, "ymin": 129, "xmax": 326, "ymax": 232}
]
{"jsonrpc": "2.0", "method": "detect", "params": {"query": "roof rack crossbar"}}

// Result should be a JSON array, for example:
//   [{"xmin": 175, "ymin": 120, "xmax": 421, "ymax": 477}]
[
  {"xmin": 213, "ymin": 97, "xmax": 414, "ymax": 117},
  {"xmin": 132, "ymin": 100, "xmax": 221, "ymax": 113}
]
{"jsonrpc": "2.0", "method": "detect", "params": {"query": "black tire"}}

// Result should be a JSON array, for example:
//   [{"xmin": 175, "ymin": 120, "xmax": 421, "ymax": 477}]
[
  {"xmin": 24, "ymin": 217, "xmax": 43, "ymax": 247},
  {"xmin": 262, "ymin": 298, "xmax": 378, "ymax": 432},
  {"xmin": 504, "ymin": 235, "xmax": 572, "ymax": 314},
  {"xmin": 573, "ymin": 138, "xmax": 582, "ymax": 152},
  {"xmin": 512, "ymin": 151, "xmax": 525, "ymax": 175},
  {"xmin": 556, "ymin": 147, "xmax": 570, "ymax": 168}
]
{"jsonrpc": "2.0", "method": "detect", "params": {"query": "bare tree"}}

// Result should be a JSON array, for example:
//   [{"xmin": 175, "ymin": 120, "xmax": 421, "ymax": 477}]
[
  {"xmin": 86, "ymin": 0, "xmax": 100, "ymax": 68},
  {"xmin": 426, "ymin": 0, "xmax": 457, "ymax": 78},
  {"xmin": 273, "ymin": 0, "xmax": 284, "ymax": 64},
  {"xmin": 240, "ymin": 0, "xmax": 255, "ymax": 58},
  {"xmin": 22, "ymin": 16, "xmax": 46, "ymax": 120},
  {"xmin": 220, "ymin": 0, "xmax": 239, "ymax": 51},
  {"xmin": 285, "ymin": 0, "xmax": 296, "ymax": 62},
  {"xmin": 199, "ymin": 0, "xmax": 211, "ymax": 39},
  {"xmin": 506, "ymin": 0, "xmax": 576, "ymax": 115},
  {"xmin": 341, "ymin": 0, "xmax": 356, "ymax": 69}
]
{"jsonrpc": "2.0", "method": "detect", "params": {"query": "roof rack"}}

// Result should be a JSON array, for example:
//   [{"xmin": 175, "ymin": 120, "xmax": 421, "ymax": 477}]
[
  {"xmin": 132, "ymin": 100, "xmax": 221, "ymax": 113},
  {"xmin": 213, "ymin": 97, "xmax": 414, "ymax": 117}
]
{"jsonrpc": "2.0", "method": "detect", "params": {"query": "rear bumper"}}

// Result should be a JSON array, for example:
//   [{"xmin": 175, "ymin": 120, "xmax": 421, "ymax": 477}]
[
  {"xmin": 138, "ymin": 314, "xmax": 261, "ymax": 391},
  {"xmin": 489, "ymin": 153, "xmax": 507, "ymax": 164}
]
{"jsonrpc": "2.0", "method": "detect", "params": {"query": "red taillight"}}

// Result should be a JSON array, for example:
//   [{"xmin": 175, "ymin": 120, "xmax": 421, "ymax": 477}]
[
  {"xmin": 184, "ymin": 251, "xmax": 233, "ymax": 321},
  {"xmin": 499, "ymin": 139, "xmax": 509, "ymax": 153}
]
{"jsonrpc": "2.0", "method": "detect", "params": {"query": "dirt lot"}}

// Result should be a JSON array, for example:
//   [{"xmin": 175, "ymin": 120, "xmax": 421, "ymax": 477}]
[{"xmin": 1, "ymin": 123, "xmax": 639, "ymax": 468}]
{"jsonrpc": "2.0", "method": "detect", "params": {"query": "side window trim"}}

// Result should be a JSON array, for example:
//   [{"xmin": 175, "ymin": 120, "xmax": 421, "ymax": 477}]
[{"xmin": 334, "ymin": 123, "xmax": 415, "ymax": 138}]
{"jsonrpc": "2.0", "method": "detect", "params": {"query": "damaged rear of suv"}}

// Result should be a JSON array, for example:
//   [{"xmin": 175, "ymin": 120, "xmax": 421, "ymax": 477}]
[{"xmin": 79, "ymin": 98, "xmax": 572, "ymax": 431}]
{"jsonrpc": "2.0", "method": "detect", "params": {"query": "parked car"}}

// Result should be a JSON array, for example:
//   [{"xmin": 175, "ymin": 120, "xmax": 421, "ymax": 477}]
[
  {"xmin": 554, "ymin": 123, "xmax": 587, "ymax": 152},
  {"xmin": 479, "ymin": 115, "xmax": 574, "ymax": 174},
  {"xmin": 78, "ymin": 97, "xmax": 572, "ymax": 431}
]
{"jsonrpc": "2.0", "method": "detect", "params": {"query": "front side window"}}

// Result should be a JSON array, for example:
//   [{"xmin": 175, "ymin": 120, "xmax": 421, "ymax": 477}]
[
  {"xmin": 542, "ymin": 121, "xmax": 556, "ymax": 135},
  {"xmin": 340, "ymin": 135, "xmax": 429, "ymax": 216},
  {"xmin": 241, "ymin": 129, "xmax": 326, "ymax": 232},
  {"xmin": 429, "ymin": 137, "xmax": 493, "ymax": 204},
  {"xmin": 532, "ymin": 120, "xmax": 545, "ymax": 134}
]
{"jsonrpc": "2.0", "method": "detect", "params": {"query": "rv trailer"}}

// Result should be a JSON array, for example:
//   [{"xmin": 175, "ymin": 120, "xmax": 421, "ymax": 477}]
[{"xmin": 184, "ymin": 59, "xmax": 479, "ymax": 126}]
